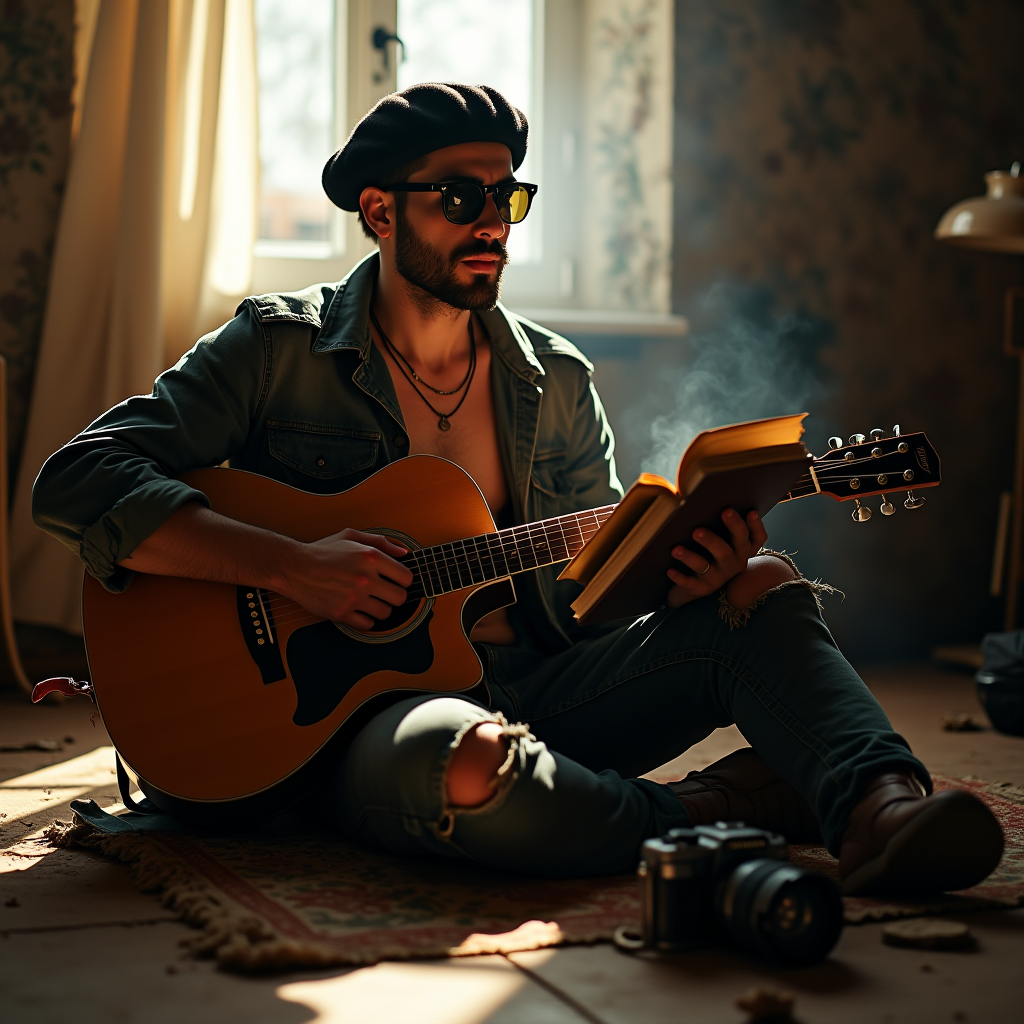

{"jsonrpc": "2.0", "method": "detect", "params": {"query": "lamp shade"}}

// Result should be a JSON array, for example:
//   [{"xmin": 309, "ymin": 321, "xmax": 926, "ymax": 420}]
[{"xmin": 935, "ymin": 165, "xmax": 1024, "ymax": 254}]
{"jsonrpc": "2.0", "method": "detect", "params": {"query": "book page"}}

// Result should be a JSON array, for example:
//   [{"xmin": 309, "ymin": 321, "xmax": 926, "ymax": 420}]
[{"xmin": 676, "ymin": 413, "xmax": 807, "ymax": 493}]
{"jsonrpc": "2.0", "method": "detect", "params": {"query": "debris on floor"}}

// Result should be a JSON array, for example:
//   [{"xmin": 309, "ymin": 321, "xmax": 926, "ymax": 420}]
[
  {"xmin": 735, "ymin": 986, "xmax": 796, "ymax": 1020},
  {"xmin": 941, "ymin": 713, "xmax": 984, "ymax": 732},
  {"xmin": 882, "ymin": 919, "xmax": 975, "ymax": 950},
  {"xmin": 0, "ymin": 738, "xmax": 63, "ymax": 751}
]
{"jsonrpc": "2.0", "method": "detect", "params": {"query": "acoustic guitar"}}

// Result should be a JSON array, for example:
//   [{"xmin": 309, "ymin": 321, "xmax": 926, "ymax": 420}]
[{"xmin": 34, "ymin": 429, "xmax": 940, "ymax": 816}]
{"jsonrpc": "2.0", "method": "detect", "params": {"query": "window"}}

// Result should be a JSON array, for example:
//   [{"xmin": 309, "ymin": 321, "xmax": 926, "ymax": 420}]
[
  {"xmin": 396, "ymin": 0, "xmax": 539, "ymax": 264},
  {"xmin": 251, "ymin": 1, "xmax": 676, "ymax": 317},
  {"xmin": 254, "ymin": 0, "xmax": 336, "ymax": 258}
]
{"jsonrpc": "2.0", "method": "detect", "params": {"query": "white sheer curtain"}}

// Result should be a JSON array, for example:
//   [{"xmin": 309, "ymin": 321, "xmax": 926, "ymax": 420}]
[{"xmin": 10, "ymin": 0, "xmax": 258, "ymax": 634}]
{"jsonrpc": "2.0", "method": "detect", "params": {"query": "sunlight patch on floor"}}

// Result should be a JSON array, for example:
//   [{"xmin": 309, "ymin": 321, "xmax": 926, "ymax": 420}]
[
  {"xmin": 0, "ymin": 745, "xmax": 117, "ymax": 826},
  {"xmin": 278, "ymin": 958, "xmax": 528, "ymax": 1024}
]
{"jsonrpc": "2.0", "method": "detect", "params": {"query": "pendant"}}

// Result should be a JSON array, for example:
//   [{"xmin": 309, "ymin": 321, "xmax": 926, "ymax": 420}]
[{"xmin": 438, "ymin": 416, "xmax": 450, "ymax": 431}]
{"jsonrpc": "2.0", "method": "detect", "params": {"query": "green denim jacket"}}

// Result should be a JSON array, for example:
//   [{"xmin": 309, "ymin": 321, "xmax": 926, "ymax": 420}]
[{"xmin": 32, "ymin": 253, "xmax": 624, "ymax": 651}]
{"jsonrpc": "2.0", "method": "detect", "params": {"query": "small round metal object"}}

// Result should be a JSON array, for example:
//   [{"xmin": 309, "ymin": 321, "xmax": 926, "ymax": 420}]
[
  {"xmin": 871, "ymin": 447, "xmax": 882, "ymax": 458},
  {"xmin": 439, "ymin": 417, "xmax": 451, "ymax": 431},
  {"xmin": 852, "ymin": 500, "xmax": 871, "ymax": 522},
  {"xmin": 877, "ymin": 474, "xmax": 888, "ymax": 485},
  {"xmin": 844, "ymin": 451, "xmax": 855, "ymax": 462},
  {"xmin": 880, "ymin": 497, "xmax": 895, "ymax": 515},
  {"xmin": 316, "ymin": 457, "xmax": 325, "ymax": 467},
  {"xmin": 849, "ymin": 478, "xmax": 861, "ymax": 490},
  {"xmin": 869, "ymin": 427, "xmax": 884, "ymax": 441},
  {"xmin": 849, "ymin": 433, "xmax": 866, "ymax": 445},
  {"xmin": 827, "ymin": 436, "xmax": 843, "ymax": 450},
  {"xmin": 903, "ymin": 469, "xmax": 914, "ymax": 481},
  {"xmin": 882, "ymin": 919, "xmax": 973, "ymax": 950},
  {"xmin": 394, "ymin": 435, "xmax": 407, "ymax": 446},
  {"xmin": 898, "ymin": 441, "xmax": 909, "ymax": 453}
]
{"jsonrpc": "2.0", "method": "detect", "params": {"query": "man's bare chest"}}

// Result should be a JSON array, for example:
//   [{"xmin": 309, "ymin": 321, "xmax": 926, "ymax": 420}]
[{"xmin": 382, "ymin": 340, "xmax": 510, "ymax": 515}]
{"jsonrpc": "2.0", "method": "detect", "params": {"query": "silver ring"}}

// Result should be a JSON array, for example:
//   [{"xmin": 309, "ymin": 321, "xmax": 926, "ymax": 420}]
[{"xmin": 698, "ymin": 563, "xmax": 711, "ymax": 575}]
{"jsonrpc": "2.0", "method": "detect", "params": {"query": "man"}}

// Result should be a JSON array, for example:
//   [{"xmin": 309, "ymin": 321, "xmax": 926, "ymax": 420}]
[{"xmin": 34, "ymin": 84, "xmax": 1002, "ymax": 893}]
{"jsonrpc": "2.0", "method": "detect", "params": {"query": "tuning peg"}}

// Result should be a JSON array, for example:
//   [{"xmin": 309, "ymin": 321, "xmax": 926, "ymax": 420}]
[
  {"xmin": 849, "ymin": 433, "xmax": 866, "ymax": 445},
  {"xmin": 880, "ymin": 494, "xmax": 895, "ymax": 515},
  {"xmin": 851, "ymin": 499, "xmax": 872, "ymax": 522},
  {"xmin": 869, "ymin": 427, "xmax": 884, "ymax": 441},
  {"xmin": 827, "ymin": 436, "xmax": 843, "ymax": 450},
  {"xmin": 893, "ymin": 424, "xmax": 901, "ymax": 437},
  {"xmin": 904, "ymin": 490, "xmax": 925, "ymax": 510}
]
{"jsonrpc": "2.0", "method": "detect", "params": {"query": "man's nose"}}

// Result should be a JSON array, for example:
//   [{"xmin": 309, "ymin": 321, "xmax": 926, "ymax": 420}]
[{"xmin": 473, "ymin": 192, "xmax": 507, "ymax": 240}]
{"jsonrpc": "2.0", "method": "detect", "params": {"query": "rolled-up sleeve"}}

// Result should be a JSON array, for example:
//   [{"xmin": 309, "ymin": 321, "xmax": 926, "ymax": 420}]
[{"xmin": 32, "ymin": 303, "xmax": 268, "ymax": 592}]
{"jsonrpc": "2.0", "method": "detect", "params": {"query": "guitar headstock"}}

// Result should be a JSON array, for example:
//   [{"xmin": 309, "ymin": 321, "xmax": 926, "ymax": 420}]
[{"xmin": 808, "ymin": 425, "xmax": 940, "ymax": 522}]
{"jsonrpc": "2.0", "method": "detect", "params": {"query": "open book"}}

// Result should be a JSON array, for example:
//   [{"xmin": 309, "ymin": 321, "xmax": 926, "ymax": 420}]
[{"xmin": 559, "ymin": 414, "xmax": 810, "ymax": 624}]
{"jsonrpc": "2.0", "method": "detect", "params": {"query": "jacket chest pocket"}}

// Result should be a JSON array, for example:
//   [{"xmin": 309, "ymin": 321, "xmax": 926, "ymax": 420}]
[
  {"xmin": 530, "ymin": 449, "xmax": 573, "ymax": 516},
  {"xmin": 267, "ymin": 422, "xmax": 381, "ymax": 481}
]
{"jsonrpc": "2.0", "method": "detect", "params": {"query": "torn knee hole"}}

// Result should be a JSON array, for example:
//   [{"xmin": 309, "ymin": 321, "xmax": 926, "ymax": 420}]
[
  {"xmin": 724, "ymin": 555, "xmax": 798, "ymax": 609},
  {"xmin": 718, "ymin": 549, "xmax": 839, "ymax": 630},
  {"xmin": 445, "ymin": 721, "xmax": 513, "ymax": 809}
]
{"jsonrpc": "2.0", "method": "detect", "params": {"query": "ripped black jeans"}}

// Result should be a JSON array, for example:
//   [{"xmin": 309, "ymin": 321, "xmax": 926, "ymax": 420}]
[{"xmin": 330, "ymin": 581, "xmax": 928, "ymax": 876}]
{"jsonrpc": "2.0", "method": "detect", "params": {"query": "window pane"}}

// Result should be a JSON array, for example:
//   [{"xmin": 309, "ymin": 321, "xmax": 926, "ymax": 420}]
[
  {"xmin": 397, "ymin": 0, "xmax": 537, "ymax": 262},
  {"xmin": 255, "ymin": 0, "xmax": 334, "ymax": 245}
]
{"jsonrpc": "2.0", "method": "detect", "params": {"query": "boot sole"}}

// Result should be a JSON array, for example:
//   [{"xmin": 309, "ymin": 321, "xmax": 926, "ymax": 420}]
[{"xmin": 841, "ymin": 789, "xmax": 1004, "ymax": 897}]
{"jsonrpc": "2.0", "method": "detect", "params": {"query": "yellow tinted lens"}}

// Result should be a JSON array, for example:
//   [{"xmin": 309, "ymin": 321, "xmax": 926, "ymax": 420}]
[{"xmin": 504, "ymin": 185, "xmax": 531, "ymax": 223}]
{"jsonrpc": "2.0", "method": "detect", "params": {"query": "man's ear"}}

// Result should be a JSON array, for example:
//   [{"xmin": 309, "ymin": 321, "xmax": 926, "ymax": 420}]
[{"xmin": 359, "ymin": 186, "xmax": 393, "ymax": 239}]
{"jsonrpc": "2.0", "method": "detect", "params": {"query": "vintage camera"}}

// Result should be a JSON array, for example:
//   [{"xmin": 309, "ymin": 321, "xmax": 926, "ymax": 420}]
[{"xmin": 623, "ymin": 822, "xmax": 843, "ymax": 966}]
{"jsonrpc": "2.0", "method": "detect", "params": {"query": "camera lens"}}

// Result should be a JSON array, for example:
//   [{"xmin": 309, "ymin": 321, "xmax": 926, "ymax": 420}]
[{"xmin": 716, "ymin": 859, "xmax": 843, "ymax": 965}]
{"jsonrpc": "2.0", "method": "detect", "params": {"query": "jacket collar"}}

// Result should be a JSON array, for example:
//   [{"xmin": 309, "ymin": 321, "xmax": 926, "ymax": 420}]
[{"xmin": 313, "ymin": 251, "xmax": 545, "ymax": 382}]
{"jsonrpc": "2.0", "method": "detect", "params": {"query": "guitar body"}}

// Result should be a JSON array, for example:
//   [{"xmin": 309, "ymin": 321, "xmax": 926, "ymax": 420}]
[{"xmin": 83, "ymin": 456, "xmax": 510, "ymax": 807}]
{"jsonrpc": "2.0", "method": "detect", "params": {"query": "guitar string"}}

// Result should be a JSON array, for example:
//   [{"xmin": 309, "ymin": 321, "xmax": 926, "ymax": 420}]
[
  {"xmin": 258, "ymin": 509, "xmax": 614, "ymax": 618},
  {"xmin": 254, "ymin": 510, "xmax": 617, "ymax": 629},
  {"xmin": 246, "ymin": 450, "xmax": 929, "ymax": 633},
  {"xmin": 250, "ymin": 454, "xmax": 926, "ymax": 631}
]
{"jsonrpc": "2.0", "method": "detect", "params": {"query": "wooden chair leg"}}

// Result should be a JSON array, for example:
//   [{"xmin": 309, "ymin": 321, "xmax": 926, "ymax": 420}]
[{"xmin": 0, "ymin": 355, "xmax": 34, "ymax": 694}]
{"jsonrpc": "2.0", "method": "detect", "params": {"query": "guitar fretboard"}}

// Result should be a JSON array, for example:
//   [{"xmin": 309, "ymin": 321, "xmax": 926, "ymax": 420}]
[{"xmin": 403, "ymin": 506, "xmax": 618, "ymax": 600}]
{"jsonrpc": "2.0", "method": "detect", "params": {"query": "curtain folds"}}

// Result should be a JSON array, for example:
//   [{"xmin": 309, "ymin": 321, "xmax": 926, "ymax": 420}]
[{"xmin": 10, "ymin": 0, "xmax": 258, "ymax": 634}]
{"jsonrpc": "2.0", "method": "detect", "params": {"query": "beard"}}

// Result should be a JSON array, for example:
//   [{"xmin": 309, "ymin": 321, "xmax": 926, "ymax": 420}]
[{"xmin": 393, "ymin": 208, "xmax": 508, "ymax": 312}]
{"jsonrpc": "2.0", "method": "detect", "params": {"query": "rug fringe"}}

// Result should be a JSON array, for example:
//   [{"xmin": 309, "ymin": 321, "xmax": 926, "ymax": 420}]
[{"xmin": 47, "ymin": 814, "xmax": 581, "ymax": 972}]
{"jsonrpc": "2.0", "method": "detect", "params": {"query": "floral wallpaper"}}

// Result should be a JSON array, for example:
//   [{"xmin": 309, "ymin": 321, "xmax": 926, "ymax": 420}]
[
  {"xmin": 581, "ymin": 0, "xmax": 673, "ymax": 312},
  {"xmin": 0, "ymin": 0, "xmax": 74, "ymax": 492},
  {"xmin": 660, "ymin": 0, "xmax": 1024, "ymax": 658}
]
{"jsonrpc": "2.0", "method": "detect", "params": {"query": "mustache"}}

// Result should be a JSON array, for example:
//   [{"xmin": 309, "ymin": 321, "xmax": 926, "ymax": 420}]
[{"xmin": 450, "ymin": 239, "xmax": 507, "ymax": 263}]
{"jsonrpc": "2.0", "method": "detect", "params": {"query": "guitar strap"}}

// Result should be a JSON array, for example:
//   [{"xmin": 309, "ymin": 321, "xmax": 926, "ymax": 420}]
[{"xmin": 115, "ymin": 751, "xmax": 158, "ymax": 814}]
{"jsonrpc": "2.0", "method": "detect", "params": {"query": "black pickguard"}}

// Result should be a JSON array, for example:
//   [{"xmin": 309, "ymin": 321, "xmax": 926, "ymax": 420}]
[{"xmin": 287, "ymin": 611, "xmax": 435, "ymax": 726}]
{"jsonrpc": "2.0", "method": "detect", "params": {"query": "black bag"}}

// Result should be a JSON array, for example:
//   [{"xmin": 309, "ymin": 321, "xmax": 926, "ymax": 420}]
[{"xmin": 976, "ymin": 630, "xmax": 1024, "ymax": 736}]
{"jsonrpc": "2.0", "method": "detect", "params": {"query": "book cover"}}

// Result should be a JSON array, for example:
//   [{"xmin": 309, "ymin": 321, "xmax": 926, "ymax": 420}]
[{"xmin": 561, "ymin": 415, "xmax": 810, "ymax": 624}]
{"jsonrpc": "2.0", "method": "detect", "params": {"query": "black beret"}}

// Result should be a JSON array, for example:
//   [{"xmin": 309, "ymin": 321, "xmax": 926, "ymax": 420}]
[{"xmin": 322, "ymin": 83, "xmax": 529, "ymax": 211}]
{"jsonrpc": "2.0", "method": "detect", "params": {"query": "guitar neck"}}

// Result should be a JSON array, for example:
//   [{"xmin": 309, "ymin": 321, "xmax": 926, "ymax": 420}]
[
  {"xmin": 403, "ymin": 431, "xmax": 940, "ymax": 600},
  {"xmin": 404, "ymin": 506, "xmax": 618, "ymax": 600}
]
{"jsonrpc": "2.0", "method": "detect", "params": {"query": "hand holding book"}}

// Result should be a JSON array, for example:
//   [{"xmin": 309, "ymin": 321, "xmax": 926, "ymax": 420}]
[
  {"xmin": 665, "ymin": 507, "xmax": 768, "ymax": 609},
  {"xmin": 559, "ymin": 414, "xmax": 810, "ymax": 624}
]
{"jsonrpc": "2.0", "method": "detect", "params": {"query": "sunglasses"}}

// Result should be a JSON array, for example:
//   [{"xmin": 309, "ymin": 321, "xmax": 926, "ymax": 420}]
[{"xmin": 385, "ymin": 181, "xmax": 538, "ymax": 225}]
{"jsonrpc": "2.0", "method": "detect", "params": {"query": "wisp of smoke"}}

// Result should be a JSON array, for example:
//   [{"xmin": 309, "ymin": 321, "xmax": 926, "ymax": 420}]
[{"xmin": 638, "ymin": 284, "xmax": 829, "ymax": 478}]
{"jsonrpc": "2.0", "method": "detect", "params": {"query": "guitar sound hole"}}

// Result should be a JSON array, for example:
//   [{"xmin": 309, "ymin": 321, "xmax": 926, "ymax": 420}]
[
  {"xmin": 366, "ymin": 598, "xmax": 421, "ymax": 633},
  {"xmin": 333, "ymin": 594, "xmax": 433, "ymax": 643}
]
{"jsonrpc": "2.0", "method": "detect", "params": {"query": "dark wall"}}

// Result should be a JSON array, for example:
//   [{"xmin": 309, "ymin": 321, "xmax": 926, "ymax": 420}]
[{"xmin": 588, "ymin": 0, "xmax": 1024, "ymax": 662}]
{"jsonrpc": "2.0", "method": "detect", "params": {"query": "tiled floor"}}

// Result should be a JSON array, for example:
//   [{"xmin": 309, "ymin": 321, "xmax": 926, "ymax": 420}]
[{"xmin": 2, "ymin": 665, "xmax": 1022, "ymax": 1023}]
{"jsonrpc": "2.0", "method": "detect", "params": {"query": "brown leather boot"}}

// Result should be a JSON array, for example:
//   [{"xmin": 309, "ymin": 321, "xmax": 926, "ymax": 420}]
[
  {"xmin": 839, "ymin": 773, "xmax": 1004, "ymax": 896},
  {"xmin": 668, "ymin": 747, "xmax": 823, "ymax": 843}
]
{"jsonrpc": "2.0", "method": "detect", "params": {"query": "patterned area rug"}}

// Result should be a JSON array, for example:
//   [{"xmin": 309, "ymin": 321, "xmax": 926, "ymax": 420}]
[{"xmin": 49, "ymin": 775, "xmax": 1023, "ymax": 973}]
